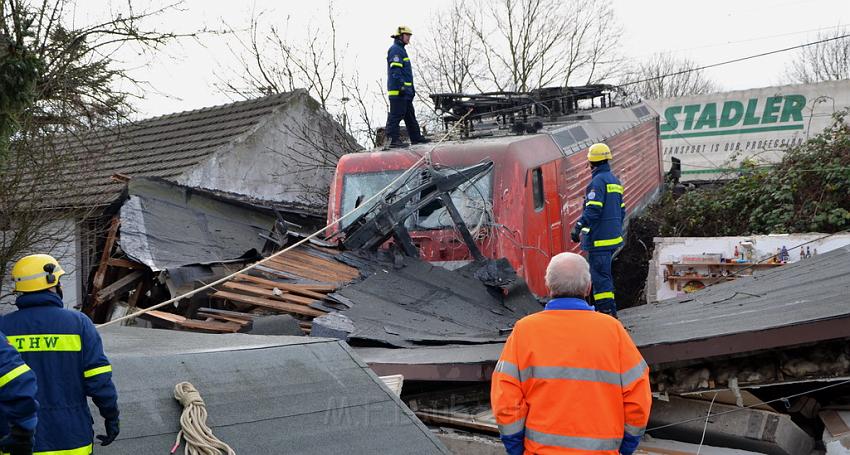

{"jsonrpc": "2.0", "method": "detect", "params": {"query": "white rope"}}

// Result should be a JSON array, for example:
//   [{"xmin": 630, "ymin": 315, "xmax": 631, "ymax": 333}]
[
  {"xmin": 695, "ymin": 392, "xmax": 717, "ymax": 455},
  {"xmin": 171, "ymin": 382, "xmax": 236, "ymax": 455},
  {"xmin": 97, "ymin": 108, "xmax": 474, "ymax": 329}
]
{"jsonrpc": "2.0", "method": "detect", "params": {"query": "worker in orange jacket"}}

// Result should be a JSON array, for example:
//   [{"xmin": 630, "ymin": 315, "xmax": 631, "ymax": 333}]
[{"xmin": 491, "ymin": 252, "xmax": 651, "ymax": 455}]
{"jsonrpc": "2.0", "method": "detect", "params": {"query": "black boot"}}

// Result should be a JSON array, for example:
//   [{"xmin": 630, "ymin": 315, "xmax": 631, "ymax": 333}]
[
  {"xmin": 411, "ymin": 137, "xmax": 431, "ymax": 144},
  {"xmin": 387, "ymin": 139, "xmax": 409, "ymax": 148}
]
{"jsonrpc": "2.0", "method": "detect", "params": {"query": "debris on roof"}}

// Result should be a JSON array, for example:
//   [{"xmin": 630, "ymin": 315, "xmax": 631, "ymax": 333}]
[
  {"xmin": 355, "ymin": 343, "xmax": 505, "ymax": 382},
  {"xmin": 621, "ymin": 245, "xmax": 850, "ymax": 366},
  {"xmin": 311, "ymin": 255, "xmax": 540, "ymax": 347},
  {"xmin": 119, "ymin": 178, "xmax": 276, "ymax": 271},
  {"xmin": 95, "ymin": 327, "xmax": 449, "ymax": 454}
]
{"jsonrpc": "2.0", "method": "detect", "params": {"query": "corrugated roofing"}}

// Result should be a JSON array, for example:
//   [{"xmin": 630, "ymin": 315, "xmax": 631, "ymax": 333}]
[
  {"xmin": 48, "ymin": 92, "xmax": 298, "ymax": 208},
  {"xmin": 620, "ymin": 244, "xmax": 850, "ymax": 362},
  {"xmin": 94, "ymin": 328, "xmax": 449, "ymax": 454}
]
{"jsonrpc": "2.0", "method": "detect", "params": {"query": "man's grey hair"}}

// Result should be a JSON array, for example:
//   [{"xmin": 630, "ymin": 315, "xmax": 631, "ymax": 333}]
[{"xmin": 545, "ymin": 252, "xmax": 592, "ymax": 297}]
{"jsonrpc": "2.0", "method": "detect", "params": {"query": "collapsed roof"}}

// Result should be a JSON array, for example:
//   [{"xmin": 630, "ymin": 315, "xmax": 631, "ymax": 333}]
[{"xmin": 620, "ymin": 244, "xmax": 850, "ymax": 365}]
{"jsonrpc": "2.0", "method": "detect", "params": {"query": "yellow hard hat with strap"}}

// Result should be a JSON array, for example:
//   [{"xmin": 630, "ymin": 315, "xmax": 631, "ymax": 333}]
[
  {"xmin": 11, "ymin": 254, "xmax": 65, "ymax": 292},
  {"xmin": 391, "ymin": 26, "xmax": 413, "ymax": 38},
  {"xmin": 587, "ymin": 143, "xmax": 613, "ymax": 162}
]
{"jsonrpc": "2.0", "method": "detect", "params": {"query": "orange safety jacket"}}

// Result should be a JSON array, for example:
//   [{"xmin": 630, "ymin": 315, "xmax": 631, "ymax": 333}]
[{"xmin": 491, "ymin": 297, "xmax": 651, "ymax": 455}]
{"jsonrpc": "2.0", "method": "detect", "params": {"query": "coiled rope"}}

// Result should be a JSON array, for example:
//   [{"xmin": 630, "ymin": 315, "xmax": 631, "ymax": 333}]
[{"xmin": 171, "ymin": 382, "xmax": 236, "ymax": 455}]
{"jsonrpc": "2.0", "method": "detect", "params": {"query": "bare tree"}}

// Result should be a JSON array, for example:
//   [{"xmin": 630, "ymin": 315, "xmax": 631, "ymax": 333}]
[
  {"xmin": 1, "ymin": 0, "xmax": 184, "ymax": 295},
  {"xmin": 786, "ymin": 27, "xmax": 850, "ymax": 84},
  {"xmin": 417, "ymin": 1, "xmax": 482, "ymax": 95},
  {"xmin": 2, "ymin": 0, "xmax": 187, "ymax": 136},
  {"xmin": 622, "ymin": 53, "xmax": 718, "ymax": 100},
  {"xmin": 454, "ymin": 0, "xmax": 622, "ymax": 93},
  {"xmin": 217, "ymin": 3, "xmax": 381, "ymax": 147}
]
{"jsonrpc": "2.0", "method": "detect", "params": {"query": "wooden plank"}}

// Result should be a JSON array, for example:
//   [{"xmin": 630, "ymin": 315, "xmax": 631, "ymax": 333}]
[
  {"xmin": 269, "ymin": 250, "xmax": 359, "ymax": 278},
  {"xmin": 212, "ymin": 291, "xmax": 326, "ymax": 318},
  {"xmin": 144, "ymin": 310, "xmax": 241, "ymax": 333},
  {"xmin": 95, "ymin": 270, "xmax": 144, "ymax": 306},
  {"xmin": 222, "ymin": 281, "xmax": 319, "ymax": 306},
  {"xmin": 279, "ymin": 249, "xmax": 359, "ymax": 277},
  {"xmin": 255, "ymin": 265, "xmax": 345, "ymax": 286},
  {"xmin": 106, "ymin": 258, "xmax": 144, "ymax": 269},
  {"xmin": 821, "ymin": 410, "xmax": 850, "ymax": 437},
  {"xmin": 146, "ymin": 310, "xmax": 187, "ymax": 323},
  {"xmin": 243, "ymin": 273, "xmax": 339, "ymax": 293},
  {"xmin": 201, "ymin": 314, "xmax": 252, "ymax": 326},
  {"xmin": 178, "ymin": 319, "xmax": 242, "ymax": 333},
  {"xmin": 91, "ymin": 217, "xmax": 121, "ymax": 295},
  {"xmin": 234, "ymin": 274, "xmax": 335, "ymax": 298},
  {"xmin": 264, "ymin": 257, "xmax": 347, "ymax": 282},
  {"xmin": 283, "ymin": 254, "xmax": 360, "ymax": 280},
  {"xmin": 196, "ymin": 307, "xmax": 257, "ymax": 320}
]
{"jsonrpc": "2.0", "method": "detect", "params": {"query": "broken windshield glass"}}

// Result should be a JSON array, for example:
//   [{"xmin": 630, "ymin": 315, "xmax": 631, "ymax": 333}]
[
  {"xmin": 340, "ymin": 168, "xmax": 493, "ymax": 231},
  {"xmin": 340, "ymin": 170, "xmax": 411, "ymax": 229}
]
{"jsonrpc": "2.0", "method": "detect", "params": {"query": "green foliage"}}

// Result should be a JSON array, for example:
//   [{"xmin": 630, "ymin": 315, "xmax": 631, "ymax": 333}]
[
  {"xmin": 652, "ymin": 111, "xmax": 850, "ymax": 236},
  {"xmin": 0, "ymin": 29, "xmax": 41, "ymax": 159}
]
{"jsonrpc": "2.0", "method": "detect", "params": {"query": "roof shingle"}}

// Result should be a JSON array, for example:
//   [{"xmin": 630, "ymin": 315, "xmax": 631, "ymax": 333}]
[{"xmin": 53, "ymin": 92, "xmax": 299, "ymax": 208}]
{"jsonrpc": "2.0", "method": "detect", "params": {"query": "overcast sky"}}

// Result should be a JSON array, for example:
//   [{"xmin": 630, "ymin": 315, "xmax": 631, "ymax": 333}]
[{"xmin": 76, "ymin": 0, "xmax": 850, "ymax": 119}]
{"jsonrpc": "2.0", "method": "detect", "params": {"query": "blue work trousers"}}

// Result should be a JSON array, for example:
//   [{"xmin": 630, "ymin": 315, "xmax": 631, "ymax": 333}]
[
  {"xmin": 386, "ymin": 97, "xmax": 423, "ymax": 143},
  {"xmin": 588, "ymin": 250, "xmax": 617, "ymax": 317}
]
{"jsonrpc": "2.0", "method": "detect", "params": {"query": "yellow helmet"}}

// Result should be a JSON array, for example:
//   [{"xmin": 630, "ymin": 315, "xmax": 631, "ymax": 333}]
[
  {"xmin": 587, "ymin": 143, "xmax": 612, "ymax": 162},
  {"xmin": 391, "ymin": 26, "xmax": 413, "ymax": 38},
  {"xmin": 11, "ymin": 254, "xmax": 65, "ymax": 292}
]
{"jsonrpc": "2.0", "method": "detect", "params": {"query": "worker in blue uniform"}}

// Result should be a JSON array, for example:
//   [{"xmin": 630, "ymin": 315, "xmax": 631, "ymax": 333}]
[
  {"xmin": 570, "ymin": 143, "xmax": 625, "ymax": 317},
  {"xmin": 2, "ymin": 254, "xmax": 119, "ymax": 454},
  {"xmin": 385, "ymin": 25, "xmax": 429, "ymax": 148},
  {"xmin": 0, "ymin": 329, "xmax": 38, "ymax": 455}
]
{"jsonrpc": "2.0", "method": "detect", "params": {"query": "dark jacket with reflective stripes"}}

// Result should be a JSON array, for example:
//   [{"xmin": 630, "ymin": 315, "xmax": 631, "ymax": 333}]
[
  {"xmin": 386, "ymin": 38, "xmax": 414, "ymax": 98},
  {"xmin": 0, "ymin": 291, "xmax": 118, "ymax": 453},
  {"xmin": 0, "ymin": 329, "xmax": 38, "ymax": 432},
  {"xmin": 578, "ymin": 162, "xmax": 625, "ymax": 252}
]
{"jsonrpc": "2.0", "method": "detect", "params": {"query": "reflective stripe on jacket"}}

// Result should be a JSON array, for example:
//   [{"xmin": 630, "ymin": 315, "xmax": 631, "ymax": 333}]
[
  {"xmin": 0, "ymin": 329, "xmax": 38, "ymax": 432},
  {"xmin": 491, "ymin": 298, "xmax": 651, "ymax": 455},
  {"xmin": 387, "ymin": 38, "xmax": 414, "ymax": 97},
  {"xmin": 0, "ymin": 291, "xmax": 118, "ymax": 453},
  {"xmin": 578, "ymin": 162, "xmax": 625, "ymax": 252}
]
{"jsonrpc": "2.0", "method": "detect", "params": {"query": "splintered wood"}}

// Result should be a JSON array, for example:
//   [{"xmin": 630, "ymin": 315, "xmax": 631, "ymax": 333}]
[{"xmin": 203, "ymin": 245, "xmax": 359, "ymax": 335}]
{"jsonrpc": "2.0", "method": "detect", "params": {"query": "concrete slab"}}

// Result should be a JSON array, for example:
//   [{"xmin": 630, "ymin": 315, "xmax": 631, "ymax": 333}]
[
  {"xmin": 638, "ymin": 436, "xmax": 764, "ymax": 454},
  {"xmin": 648, "ymin": 396, "xmax": 814, "ymax": 455},
  {"xmin": 435, "ymin": 431, "xmax": 504, "ymax": 455}
]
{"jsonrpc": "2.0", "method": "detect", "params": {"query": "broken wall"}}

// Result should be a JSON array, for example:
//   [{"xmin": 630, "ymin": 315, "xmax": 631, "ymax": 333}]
[{"xmin": 175, "ymin": 90, "xmax": 360, "ymax": 211}]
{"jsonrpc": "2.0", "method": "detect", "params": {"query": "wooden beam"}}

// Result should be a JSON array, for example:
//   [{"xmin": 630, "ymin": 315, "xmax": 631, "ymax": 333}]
[
  {"xmin": 91, "ymin": 217, "xmax": 120, "ymax": 295},
  {"xmin": 212, "ymin": 291, "xmax": 326, "ymax": 318},
  {"xmin": 222, "ymin": 281, "xmax": 318, "ymax": 306},
  {"xmin": 95, "ymin": 271, "xmax": 144, "ymax": 306},
  {"xmin": 106, "ymin": 258, "xmax": 144, "ymax": 269},
  {"xmin": 144, "ymin": 310, "xmax": 242, "ymax": 333}
]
